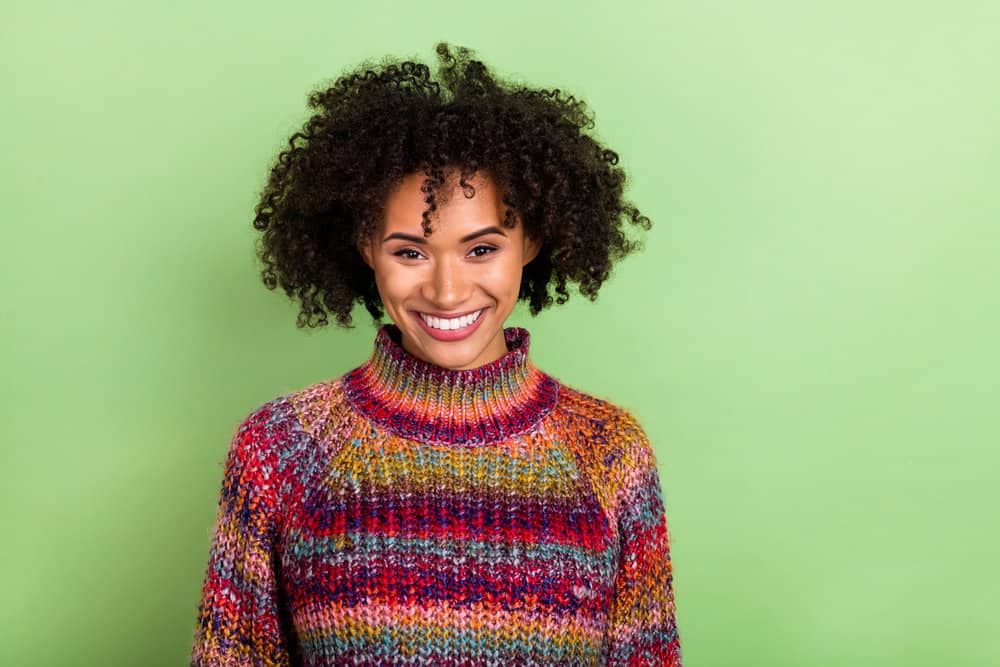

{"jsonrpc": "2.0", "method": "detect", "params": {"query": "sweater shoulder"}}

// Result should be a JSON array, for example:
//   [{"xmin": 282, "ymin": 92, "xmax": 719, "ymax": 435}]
[
  {"xmin": 549, "ymin": 379, "xmax": 650, "ymax": 448},
  {"xmin": 547, "ymin": 379, "xmax": 658, "ymax": 520},
  {"xmin": 550, "ymin": 380, "xmax": 635, "ymax": 423},
  {"xmin": 233, "ymin": 376, "xmax": 352, "ymax": 447},
  {"xmin": 225, "ymin": 376, "xmax": 358, "ymax": 515}
]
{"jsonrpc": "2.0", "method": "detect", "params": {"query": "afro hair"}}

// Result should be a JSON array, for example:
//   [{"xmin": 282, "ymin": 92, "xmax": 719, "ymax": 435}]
[{"xmin": 252, "ymin": 41, "xmax": 651, "ymax": 328}]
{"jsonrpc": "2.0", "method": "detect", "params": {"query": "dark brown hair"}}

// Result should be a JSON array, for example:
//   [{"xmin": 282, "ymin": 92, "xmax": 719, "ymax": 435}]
[{"xmin": 253, "ymin": 42, "xmax": 651, "ymax": 328}]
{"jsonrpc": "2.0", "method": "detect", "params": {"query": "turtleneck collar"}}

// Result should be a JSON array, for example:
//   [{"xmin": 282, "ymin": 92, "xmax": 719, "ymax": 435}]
[{"xmin": 342, "ymin": 323, "xmax": 559, "ymax": 446}]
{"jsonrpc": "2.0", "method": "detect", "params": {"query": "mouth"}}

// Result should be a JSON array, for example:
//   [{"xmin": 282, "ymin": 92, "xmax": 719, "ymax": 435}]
[{"xmin": 414, "ymin": 308, "xmax": 487, "ymax": 341}]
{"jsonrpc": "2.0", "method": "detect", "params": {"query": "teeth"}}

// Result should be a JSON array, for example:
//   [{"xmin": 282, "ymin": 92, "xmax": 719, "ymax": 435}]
[{"xmin": 420, "ymin": 309, "xmax": 483, "ymax": 331}]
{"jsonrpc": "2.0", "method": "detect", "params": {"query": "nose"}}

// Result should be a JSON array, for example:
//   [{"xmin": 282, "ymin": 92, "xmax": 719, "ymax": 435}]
[{"xmin": 422, "ymin": 254, "xmax": 469, "ymax": 308}]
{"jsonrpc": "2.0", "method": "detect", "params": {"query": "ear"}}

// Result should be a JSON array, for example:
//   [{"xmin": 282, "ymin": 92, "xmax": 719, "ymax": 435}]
[
  {"xmin": 523, "ymin": 234, "xmax": 543, "ymax": 266},
  {"xmin": 357, "ymin": 237, "xmax": 375, "ymax": 269}
]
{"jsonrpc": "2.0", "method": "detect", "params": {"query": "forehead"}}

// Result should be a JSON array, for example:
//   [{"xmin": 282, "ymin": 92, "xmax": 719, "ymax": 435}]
[{"xmin": 382, "ymin": 170, "xmax": 509, "ymax": 235}]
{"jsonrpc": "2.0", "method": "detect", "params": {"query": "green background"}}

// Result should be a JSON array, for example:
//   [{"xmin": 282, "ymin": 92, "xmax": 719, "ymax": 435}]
[{"xmin": 3, "ymin": 1, "xmax": 997, "ymax": 665}]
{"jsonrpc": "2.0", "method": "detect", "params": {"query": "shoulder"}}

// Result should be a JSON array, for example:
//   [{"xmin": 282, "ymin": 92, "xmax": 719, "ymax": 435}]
[
  {"xmin": 551, "ymin": 381, "xmax": 641, "ymax": 424},
  {"xmin": 250, "ymin": 373, "xmax": 363, "ymax": 456},
  {"xmin": 549, "ymin": 379, "xmax": 653, "ymax": 454},
  {"xmin": 546, "ymin": 378, "xmax": 658, "ymax": 516},
  {"xmin": 222, "ymin": 376, "xmax": 357, "ymax": 508}
]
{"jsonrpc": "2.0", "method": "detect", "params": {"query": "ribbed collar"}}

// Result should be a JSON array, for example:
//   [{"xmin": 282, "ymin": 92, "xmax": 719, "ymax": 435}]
[{"xmin": 342, "ymin": 323, "xmax": 559, "ymax": 446}]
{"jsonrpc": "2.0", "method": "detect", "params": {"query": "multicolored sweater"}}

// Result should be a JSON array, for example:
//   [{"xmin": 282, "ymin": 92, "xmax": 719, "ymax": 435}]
[{"xmin": 190, "ymin": 323, "xmax": 682, "ymax": 666}]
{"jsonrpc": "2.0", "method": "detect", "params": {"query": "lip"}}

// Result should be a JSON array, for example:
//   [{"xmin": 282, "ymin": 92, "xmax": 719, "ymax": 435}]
[{"xmin": 413, "ymin": 308, "xmax": 487, "ymax": 342}]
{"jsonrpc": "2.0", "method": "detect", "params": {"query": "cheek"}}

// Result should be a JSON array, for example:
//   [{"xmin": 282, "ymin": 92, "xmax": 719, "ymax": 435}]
[
  {"xmin": 373, "ymin": 264, "xmax": 412, "ymax": 301},
  {"xmin": 483, "ymin": 255, "xmax": 525, "ymax": 296}
]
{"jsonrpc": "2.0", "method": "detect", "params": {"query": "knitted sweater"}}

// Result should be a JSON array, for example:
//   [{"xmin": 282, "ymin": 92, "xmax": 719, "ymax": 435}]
[{"xmin": 190, "ymin": 323, "xmax": 682, "ymax": 667}]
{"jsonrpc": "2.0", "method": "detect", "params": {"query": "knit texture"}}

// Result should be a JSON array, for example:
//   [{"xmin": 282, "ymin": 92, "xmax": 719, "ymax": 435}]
[{"xmin": 190, "ymin": 323, "xmax": 682, "ymax": 666}]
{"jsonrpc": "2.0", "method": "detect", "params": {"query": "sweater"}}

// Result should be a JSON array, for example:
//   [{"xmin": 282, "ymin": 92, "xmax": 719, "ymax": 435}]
[{"xmin": 190, "ymin": 323, "xmax": 682, "ymax": 667}]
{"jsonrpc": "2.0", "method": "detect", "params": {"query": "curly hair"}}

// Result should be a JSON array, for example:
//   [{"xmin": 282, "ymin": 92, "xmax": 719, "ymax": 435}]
[{"xmin": 253, "ymin": 41, "xmax": 652, "ymax": 329}]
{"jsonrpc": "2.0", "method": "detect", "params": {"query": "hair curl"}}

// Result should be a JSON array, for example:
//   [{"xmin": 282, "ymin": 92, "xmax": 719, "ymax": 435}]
[{"xmin": 253, "ymin": 41, "xmax": 651, "ymax": 328}]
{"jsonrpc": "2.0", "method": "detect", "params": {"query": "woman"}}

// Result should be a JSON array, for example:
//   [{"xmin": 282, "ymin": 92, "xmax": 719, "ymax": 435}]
[{"xmin": 190, "ymin": 42, "xmax": 682, "ymax": 666}]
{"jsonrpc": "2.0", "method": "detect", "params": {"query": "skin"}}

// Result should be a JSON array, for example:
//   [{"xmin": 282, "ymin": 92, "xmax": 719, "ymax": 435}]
[{"xmin": 358, "ymin": 168, "xmax": 542, "ymax": 370}]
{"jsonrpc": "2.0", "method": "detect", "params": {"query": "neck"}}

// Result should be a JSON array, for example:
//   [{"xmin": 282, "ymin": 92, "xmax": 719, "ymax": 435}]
[{"xmin": 342, "ymin": 323, "xmax": 559, "ymax": 446}]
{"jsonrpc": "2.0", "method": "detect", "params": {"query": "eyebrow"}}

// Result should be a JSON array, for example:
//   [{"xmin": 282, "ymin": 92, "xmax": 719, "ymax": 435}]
[{"xmin": 382, "ymin": 225, "xmax": 508, "ymax": 245}]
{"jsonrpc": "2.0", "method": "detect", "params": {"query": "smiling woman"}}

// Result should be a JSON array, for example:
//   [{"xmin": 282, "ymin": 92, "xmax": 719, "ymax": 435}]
[{"xmin": 190, "ymin": 41, "xmax": 682, "ymax": 667}]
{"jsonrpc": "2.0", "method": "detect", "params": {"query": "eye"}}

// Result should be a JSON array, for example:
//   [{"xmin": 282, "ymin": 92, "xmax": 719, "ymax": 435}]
[
  {"xmin": 392, "ymin": 248, "xmax": 424, "ymax": 260},
  {"xmin": 469, "ymin": 245, "xmax": 497, "ymax": 258}
]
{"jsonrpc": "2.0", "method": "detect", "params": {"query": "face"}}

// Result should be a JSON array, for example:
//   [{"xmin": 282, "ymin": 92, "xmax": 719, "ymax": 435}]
[{"xmin": 359, "ymin": 168, "xmax": 542, "ymax": 370}]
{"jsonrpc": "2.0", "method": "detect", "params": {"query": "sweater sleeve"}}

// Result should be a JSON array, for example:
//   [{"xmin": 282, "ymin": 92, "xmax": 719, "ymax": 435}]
[
  {"xmin": 605, "ymin": 425, "xmax": 683, "ymax": 667},
  {"xmin": 190, "ymin": 405, "xmax": 295, "ymax": 667}
]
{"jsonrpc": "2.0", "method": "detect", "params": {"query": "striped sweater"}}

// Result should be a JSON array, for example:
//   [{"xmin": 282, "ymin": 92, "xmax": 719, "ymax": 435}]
[{"xmin": 190, "ymin": 323, "xmax": 682, "ymax": 666}]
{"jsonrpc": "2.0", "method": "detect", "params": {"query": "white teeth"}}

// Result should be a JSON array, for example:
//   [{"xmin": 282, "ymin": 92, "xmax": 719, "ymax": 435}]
[{"xmin": 420, "ymin": 309, "xmax": 483, "ymax": 330}]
